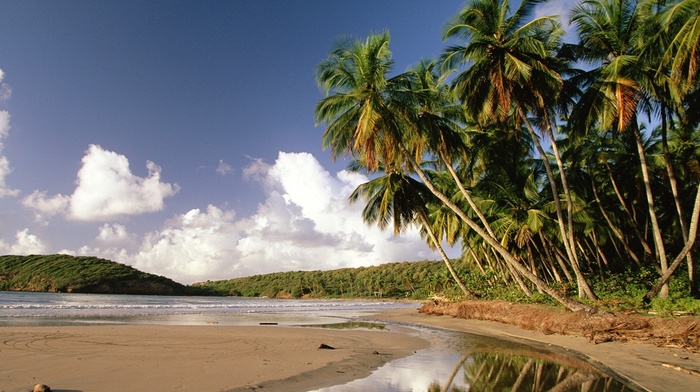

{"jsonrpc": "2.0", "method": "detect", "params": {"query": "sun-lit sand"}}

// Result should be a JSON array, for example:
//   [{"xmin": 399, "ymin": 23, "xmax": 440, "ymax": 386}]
[
  {"xmin": 0, "ymin": 322, "xmax": 426, "ymax": 392},
  {"xmin": 2, "ymin": 308, "xmax": 699, "ymax": 391}
]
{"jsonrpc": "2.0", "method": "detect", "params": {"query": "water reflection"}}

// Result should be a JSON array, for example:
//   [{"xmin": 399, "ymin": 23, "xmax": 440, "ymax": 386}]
[
  {"xmin": 313, "ymin": 327, "xmax": 636, "ymax": 392},
  {"xmin": 304, "ymin": 321, "xmax": 387, "ymax": 330}
]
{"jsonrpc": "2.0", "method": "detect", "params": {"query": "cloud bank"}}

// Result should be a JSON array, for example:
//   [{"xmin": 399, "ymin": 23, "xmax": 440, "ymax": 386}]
[{"xmin": 81, "ymin": 152, "xmax": 446, "ymax": 284}]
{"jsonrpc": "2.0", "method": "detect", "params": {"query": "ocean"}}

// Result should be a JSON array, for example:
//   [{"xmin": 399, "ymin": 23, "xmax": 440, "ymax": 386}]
[{"xmin": 0, "ymin": 291, "xmax": 415, "ymax": 326}]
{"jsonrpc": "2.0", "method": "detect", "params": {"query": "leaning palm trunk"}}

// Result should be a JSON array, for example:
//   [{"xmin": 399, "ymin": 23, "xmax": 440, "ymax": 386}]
[
  {"xmin": 634, "ymin": 128, "xmax": 671, "ymax": 298},
  {"xmin": 591, "ymin": 175, "xmax": 644, "ymax": 267},
  {"xmin": 396, "ymin": 142, "xmax": 595, "ymax": 313},
  {"xmin": 416, "ymin": 209, "xmax": 478, "ymax": 299},
  {"xmin": 605, "ymin": 162, "xmax": 654, "ymax": 256},
  {"xmin": 644, "ymin": 183, "xmax": 700, "ymax": 301},
  {"xmin": 518, "ymin": 107, "xmax": 597, "ymax": 301},
  {"xmin": 661, "ymin": 110, "xmax": 697, "ymax": 296},
  {"xmin": 440, "ymin": 151, "xmax": 498, "ymax": 238}
]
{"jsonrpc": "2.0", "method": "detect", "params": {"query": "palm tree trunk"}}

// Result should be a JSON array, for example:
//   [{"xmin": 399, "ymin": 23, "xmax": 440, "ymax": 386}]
[
  {"xmin": 416, "ymin": 209, "xmax": 478, "ymax": 299},
  {"xmin": 541, "ymin": 233, "xmax": 574, "ymax": 282},
  {"xmin": 396, "ymin": 142, "xmax": 596, "ymax": 313},
  {"xmin": 519, "ymin": 107, "xmax": 597, "ymax": 301},
  {"xmin": 466, "ymin": 245, "xmax": 487, "ymax": 275},
  {"xmin": 605, "ymin": 161, "xmax": 654, "ymax": 256},
  {"xmin": 634, "ymin": 127, "xmax": 670, "ymax": 298},
  {"xmin": 440, "ymin": 151, "xmax": 497, "ymax": 238},
  {"xmin": 661, "ymin": 108, "xmax": 697, "ymax": 296},
  {"xmin": 644, "ymin": 183, "xmax": 700, "ymax": 301},
  {"xmin": 591, "ymin": 174, "xmax": 643, "ymax": 267}
]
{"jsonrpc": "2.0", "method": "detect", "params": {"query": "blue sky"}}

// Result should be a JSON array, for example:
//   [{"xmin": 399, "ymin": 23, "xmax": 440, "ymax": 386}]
[{"xmin": 0, "ymin": 1, "xmax": 571, "ymax": 284}]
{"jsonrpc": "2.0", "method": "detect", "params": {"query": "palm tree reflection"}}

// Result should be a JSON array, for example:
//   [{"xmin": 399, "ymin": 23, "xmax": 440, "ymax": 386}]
[{"xmin": 428, "ymin": 351, "xmax": 631, "ymax": 392}]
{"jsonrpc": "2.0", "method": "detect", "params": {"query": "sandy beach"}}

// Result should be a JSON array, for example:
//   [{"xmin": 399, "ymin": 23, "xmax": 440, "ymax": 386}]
[
  {"xmin": 0, "ymin": 322, "xmax": 426, "ymax": 392},
  {"xmin": 1, "ymin": 308, "xmax": 699, "ymax": 391}
]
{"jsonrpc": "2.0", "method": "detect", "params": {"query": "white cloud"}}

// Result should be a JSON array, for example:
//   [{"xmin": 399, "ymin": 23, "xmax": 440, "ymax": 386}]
[
  {"xmin": 22, "ymin": 145, "xmax": 180, "ymax": 221},
  {"xmin": 83, "ymin": 152, "xmax": 450, "ymax": 284},
  {"xmin": 96, "ymin": 223, "xmax": 137, "ymax": 247},
  {"xmin": 21, "ymin": 190, "xmax": 71, "ymax": 220},
  {"xmin": 0, "ymin": 71, "xmax": 20, "ymax": 197},
  {"xmin": 0, "ymin": 229, "xmax": 46, "ymax": 255},
  {"xmin": 216, "ymin": 159, "xmax": 233, "ymax": 175},
  {"xmin": 0, "ymin": 69, "xmax": 10, "ymax": 102},
  {"xmin": 69, "ymin": 145, "xmax": 180, "ymax": 220}
]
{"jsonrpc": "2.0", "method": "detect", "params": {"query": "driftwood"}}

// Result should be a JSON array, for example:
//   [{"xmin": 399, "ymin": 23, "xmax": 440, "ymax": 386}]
[{"xmin": 662, "ymin": 363, "xmax": 700, "ymax": 378}]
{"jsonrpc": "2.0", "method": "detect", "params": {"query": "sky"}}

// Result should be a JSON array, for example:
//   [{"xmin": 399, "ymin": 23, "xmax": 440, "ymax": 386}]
[{"xmin": 0, "ymin": 0, "xmax": 573, "ymax": 284}]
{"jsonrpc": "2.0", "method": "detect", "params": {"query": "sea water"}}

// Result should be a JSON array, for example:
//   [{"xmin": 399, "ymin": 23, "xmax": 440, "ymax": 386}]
[
  {"xmin": 0, "ymin": 291, "xmax": 414, "ymax": 326},
  {"xmin": 0, "ymin": 292, "xmax": 634, "ymax": 391}
]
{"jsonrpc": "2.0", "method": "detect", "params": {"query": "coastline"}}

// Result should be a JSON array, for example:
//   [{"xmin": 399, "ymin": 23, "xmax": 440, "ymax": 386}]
[
  {"xmin": 1, "ymin": 307, "xmax": 699, "ymax": 391},
  {"xmin": 369, "ymin": 308, "xmax": 700, "ymax": 392}
]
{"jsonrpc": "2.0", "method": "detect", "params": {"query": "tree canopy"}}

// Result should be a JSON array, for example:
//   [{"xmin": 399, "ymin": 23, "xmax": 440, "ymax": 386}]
[{"xmin": 315, "ymin": 0, "xmax": 700, "ymax": 312}]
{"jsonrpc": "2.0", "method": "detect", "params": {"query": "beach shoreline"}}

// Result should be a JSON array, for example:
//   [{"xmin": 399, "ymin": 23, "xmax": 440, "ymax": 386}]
[{"xmin": 1, "ymin": 307, "xmax": 699, "ymax": 391}]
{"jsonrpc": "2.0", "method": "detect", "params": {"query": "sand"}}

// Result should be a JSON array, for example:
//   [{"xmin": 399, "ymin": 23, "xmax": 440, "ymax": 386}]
[
  {"xmin": 0, "ymin": 323, "xmax": 426, "ymax": 392},
  {"xmin": 1, "ymin": 308, "xmax": 699, "ymax": 391},
  {"xmin": 370, "ymin": 308, "xmax": 700, "ymax": 392}
]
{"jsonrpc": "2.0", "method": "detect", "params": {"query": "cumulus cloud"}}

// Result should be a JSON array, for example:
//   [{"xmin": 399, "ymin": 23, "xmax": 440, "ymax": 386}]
[
  {"xmin": 22, "ymin": 145, "xmax": 180, "ymax": 221},
  {"xmin": 83, "ymin": 152, "xmax": 451, "ymax": 284},
  {"xmin": 96, "ymin": 223, "xmax": 137, "ymax": 247},
  {"xmin": 0, "ymin": 71, "xmax": 11, "ymax": 102},
  {"xmin": 21, "ymin": 190, "xmax": 71, "ymax": 220},
  {"xmin": 0, "ymin": 229, "xmax": 46, "ymax": 255},
  {"xmin": 216, "ymin": 159, "xmax": 233, "ymax": 175},
  {"xmin": 0, "ymin": 70, "xmax": 19, "ymax": 197}
]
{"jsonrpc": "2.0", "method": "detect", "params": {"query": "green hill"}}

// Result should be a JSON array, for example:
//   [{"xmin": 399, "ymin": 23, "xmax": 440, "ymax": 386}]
[
  {"xmin": 193, "ymin": 259, "xmax": 470, "ymax": 299},
  {"xmin": 0, "ymin": 254, "xmax": 190, "ymax": 295}
]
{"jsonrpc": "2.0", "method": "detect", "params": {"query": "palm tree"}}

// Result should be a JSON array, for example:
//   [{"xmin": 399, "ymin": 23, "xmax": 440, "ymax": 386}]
[
  {"xmin": 315, "ymin": 32, "xmax": 402, "ymax": 172},
  {"xmin": 349, "ymin": 169, "xmax": 477, "ymax": 298},
  {"xmin": 441, "ymin": 0, "xmax": 598, "ymax": 300},
  {"xmin": 315, "ymin": 31, "xmax": 595, "ymax": 312},
  {"xmin": 568, "ymin": 0, "xmax": 678, "ymax": 298},
  {"xmin": 655, "ymin": 0, "xmax": 700, "ymax": 96}
]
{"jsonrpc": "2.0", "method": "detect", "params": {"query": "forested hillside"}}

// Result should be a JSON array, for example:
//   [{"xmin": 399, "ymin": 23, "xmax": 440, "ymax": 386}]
[
  {"xmin": 0, "ymin": 254, "xmax": 189, "ymax": 295},
  {"xmin": 193, "ymin": 260, "xmax": 471, "ymax": 299}
]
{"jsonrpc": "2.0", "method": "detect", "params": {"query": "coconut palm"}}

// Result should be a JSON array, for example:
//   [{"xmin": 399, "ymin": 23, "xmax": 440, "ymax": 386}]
[
  {"xmin": 315, "ymin": 31, "xmax": 595, "ymax": 312},
  {"xmin": 569, "ymin": 0, "xmax": 676, "ymax": 297},
  {"xmin": 442, "ymin": 0, "xmax": 598, "ymax": 300},
  {"xmin": 349, "ymin": 169, "xmax": 477, "ymax": 298},
  {"xmin": 654, "ymin": 0, "xmax": 700, "ymax": 96}
]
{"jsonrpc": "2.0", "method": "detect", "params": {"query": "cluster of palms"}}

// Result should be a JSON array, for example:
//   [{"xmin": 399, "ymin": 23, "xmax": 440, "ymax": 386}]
[{"xmin": 314, "ymin": 0, "xmax": 700, "ymax": 312}]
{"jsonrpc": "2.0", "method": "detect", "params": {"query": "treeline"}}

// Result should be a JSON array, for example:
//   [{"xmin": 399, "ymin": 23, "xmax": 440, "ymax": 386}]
[
  {"xmin": 194, "ymin": 260, "xmax": 471, "ymax": 299},
  {"xmin": 0, "ymin": 254, "xmax": 190, "ymax": 295},
  {"xmin": 314, "ymin": 0, "xmax": 700, "ymax": 312}
]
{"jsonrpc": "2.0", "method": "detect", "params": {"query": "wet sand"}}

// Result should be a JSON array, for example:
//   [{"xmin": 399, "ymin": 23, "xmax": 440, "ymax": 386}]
[
  {"xmin": 1, "ymin": 308, "xmax": 698, "ymax": 391},
  {"xmin": 370, "ymin": 308, "xmax": 700, "ymax": 392},
  {"xmin": 0, "ymin": 323, "xmax": 426, "ymax": 392}
]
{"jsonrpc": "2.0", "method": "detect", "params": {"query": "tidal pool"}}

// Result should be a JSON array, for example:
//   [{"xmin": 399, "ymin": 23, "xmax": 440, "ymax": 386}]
[{"xmin": 310, "ymin": 323, "xmax": 637, "ymax": 392}]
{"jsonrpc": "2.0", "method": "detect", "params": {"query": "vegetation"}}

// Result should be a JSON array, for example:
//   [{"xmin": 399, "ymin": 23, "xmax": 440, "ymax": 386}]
[
  {"xmin": 5, "ymin": 1, "xmax": 700, "ymax": 319},
  {"xmin": 193, "ymin": 259, "xmax": 469, "ymax": 299},
  {"xmin": 0, "ymin": 254, "xmax": 190, "ymax": 295},
  {"xmin": 313, "ymin": 0, "xmax": 700, "ymax": 313}
]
